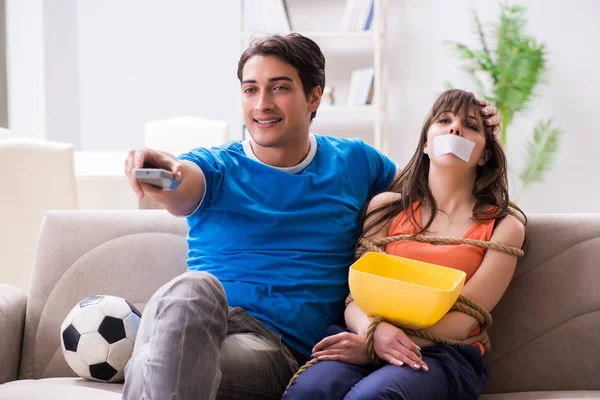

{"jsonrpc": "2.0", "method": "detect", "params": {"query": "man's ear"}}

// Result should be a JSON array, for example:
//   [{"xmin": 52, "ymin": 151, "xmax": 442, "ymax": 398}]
[
  {"xmin": 308, "ymin": 86, "xmax": 322, "ymax": 113},
  {"xmin": 478, "ymin": 149, "xmax": 491, "ymax": 166}
]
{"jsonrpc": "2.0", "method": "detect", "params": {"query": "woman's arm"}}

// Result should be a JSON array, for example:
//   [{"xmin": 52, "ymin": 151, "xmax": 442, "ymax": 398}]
[
  {"xmin": 344, "ymin": 193, "xmax": 428, "ymax": 370},
  {"xmin": 345, "ymin": 191, "xmax": 397, "ymax": 336},
  {"xmin": 419, "ymin": 215, "xmax": 526, "ymax": 341}
]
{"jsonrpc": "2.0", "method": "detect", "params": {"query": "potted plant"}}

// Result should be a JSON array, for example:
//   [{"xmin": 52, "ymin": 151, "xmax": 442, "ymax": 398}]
[{"xmin": 447, "ymin": 3, "xmax": 562, "ymax": 197}]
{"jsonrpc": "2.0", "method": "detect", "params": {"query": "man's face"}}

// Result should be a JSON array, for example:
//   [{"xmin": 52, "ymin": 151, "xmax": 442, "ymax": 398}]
[{"xmin": 241, "ymin": 55, "xmax": 320, "ymax": 148}]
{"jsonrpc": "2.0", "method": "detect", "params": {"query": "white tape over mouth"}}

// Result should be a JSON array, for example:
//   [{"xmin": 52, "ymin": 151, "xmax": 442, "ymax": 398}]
[{"xmin": 432, "ymin": 135, "xmax": 476, "ymax": 162}]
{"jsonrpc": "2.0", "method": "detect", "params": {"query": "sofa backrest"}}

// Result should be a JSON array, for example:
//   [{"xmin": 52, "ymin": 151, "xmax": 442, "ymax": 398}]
[
  {"xmin": 483, "ymin": 214, "xmax": 600, "ymax": 393},
  {"xmin": 19, "ymin": 210, "xmax": 188, "ymax": 380}
]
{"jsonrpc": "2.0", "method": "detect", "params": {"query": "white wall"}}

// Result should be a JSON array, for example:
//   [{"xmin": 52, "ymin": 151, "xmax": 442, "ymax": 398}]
[
  {"xmin": 6, "ymin": 0, "xmax": 83, "ymax": 146},
  {"xmin": 43, "ymin": 0, "xmax": 81, "ymax": 147},
  {"xmin": 76, "ymin": 0, "xmax": 241, "ymax": 151},
  {"xmin": 5, "ymin": 0, "xmax": 241, "ymax": 149},
  {"xmin": 5, "ymin": 0, "xmax": 45, "ymax": 139}
]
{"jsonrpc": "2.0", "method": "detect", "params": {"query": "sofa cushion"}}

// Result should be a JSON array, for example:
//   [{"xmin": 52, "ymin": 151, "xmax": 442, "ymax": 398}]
[
  {"xmin": 0, "ymin": 378, "xmax": 122, "ymax": 400},
  {"xmin": 0, "ymin": 284, "xmax": 27, "ymax": 384},
  {"xmin": 480, "ymin": 391, "xmax": 600, "ymax": 399},
  {"xmin": 19, "ymin": 210, "xmax": 189, "ymax": 380},
  {"xmin": 483, "ymin": 214, "xmax": 600, "ymax": 394}
]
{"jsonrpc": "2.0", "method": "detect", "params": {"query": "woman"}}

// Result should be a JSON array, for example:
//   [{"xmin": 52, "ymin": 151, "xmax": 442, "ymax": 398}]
[{"xmin": 283, "ymin": 89, "xmax": 527, "ymax": 400}]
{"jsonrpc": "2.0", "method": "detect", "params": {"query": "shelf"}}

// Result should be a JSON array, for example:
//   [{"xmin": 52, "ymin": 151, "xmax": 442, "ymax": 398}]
[
  {"xmin": 241, "ymin": 30, "xmax": 376, "ymax": 40},
  {"xmin": 318, "ymin": 105, "xmax": 375, "ymax": 113},
  {"xmin": 312, "ymin": 106, "xmax": 375, "ymax": 130}
]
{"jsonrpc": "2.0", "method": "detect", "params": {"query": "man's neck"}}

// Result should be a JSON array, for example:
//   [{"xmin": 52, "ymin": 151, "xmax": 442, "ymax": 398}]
[{"xmin": 249, "ymin": 136, "xmax": 312, "ymax": 168}]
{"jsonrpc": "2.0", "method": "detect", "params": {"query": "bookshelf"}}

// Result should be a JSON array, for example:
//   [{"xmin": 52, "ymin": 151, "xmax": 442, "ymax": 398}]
[{"xmin": 239, "ymin": 0, "xmax": 389, "ymax": 155}]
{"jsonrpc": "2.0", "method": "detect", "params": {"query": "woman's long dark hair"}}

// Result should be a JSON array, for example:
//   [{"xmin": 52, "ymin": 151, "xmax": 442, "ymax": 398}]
[{"xmin": 363, "ymin": 89, "xmax": 527, "ymax": 243}]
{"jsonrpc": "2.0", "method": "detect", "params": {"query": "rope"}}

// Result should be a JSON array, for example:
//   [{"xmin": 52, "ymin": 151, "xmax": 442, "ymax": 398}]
[
  {"xmin": 355, "ymin": 235, "xmax": 524, "ymax": 259},
  {"xmin": 285, "ymin": 235, "xmax": 523, "ymax": 391},
  {"xmin": 286, "ymin": 358, "xmax": 319, "ymax": 389},
  {"xmin": 366, "ymin": 316, "xmax": 384, "ymax": 364},
  {"xmin": 286, "ymin": 323, "xmax": 383, "ymax": 392}
]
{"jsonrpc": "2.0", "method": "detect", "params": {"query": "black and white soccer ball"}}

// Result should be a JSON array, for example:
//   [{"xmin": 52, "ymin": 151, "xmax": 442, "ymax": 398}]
[{"xmin": 60, "ymin": 295, "xmax": 142, "ymax": 382}]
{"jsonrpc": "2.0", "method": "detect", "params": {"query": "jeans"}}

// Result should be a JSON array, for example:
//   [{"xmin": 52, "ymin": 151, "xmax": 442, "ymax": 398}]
[
  {"xmin": 283, "ymin": 325, "xmax": 490, "ymax": 400},
  {"xmin": 122, "ymin": 271, "xmax": 300, "ymax": 400}
]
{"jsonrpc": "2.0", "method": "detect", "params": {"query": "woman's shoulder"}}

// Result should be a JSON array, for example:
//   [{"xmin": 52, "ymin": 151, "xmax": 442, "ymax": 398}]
[
  {"xmin": 368, "ymin": 192, "xmax": 401, "ymax": 211},
  {"xmin": 362, "ymin": 192, "xmax": 403, "ymax": 238},
  {"xmin": 492, "ymin": 213, "xmax": 526, "ymax": 247}
]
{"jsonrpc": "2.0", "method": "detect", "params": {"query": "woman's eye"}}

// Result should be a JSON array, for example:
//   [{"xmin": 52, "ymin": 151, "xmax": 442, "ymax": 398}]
[
  {"xmin": 438, "ymin": 118, "xmax": 450, "ymax": 123},
  {"xmin": 469, "ymin": 125, "xmax": 479, "ymax": 130}
]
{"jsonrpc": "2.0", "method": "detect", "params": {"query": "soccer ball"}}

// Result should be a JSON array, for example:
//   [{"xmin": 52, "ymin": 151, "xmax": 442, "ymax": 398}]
[{"xmin": 60, "ymin": 295, "xmax": 142, "ymax": 382}]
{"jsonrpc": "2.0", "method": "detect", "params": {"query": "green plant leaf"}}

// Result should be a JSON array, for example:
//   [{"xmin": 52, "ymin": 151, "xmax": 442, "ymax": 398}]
[
  {"xmin": 464, "ymin": 67, "xmax": 488, "ymax": 98},
  {"xmin": 451, "ymin": 42, "xmax": 477, "ymax": 60},
  {"xmin": 493, "ymin": 3, "xmax": 546, "ymax": 121},
  {"xmin": 472, "ymin": 10, "xmax": 499, "ymax": 83},
  {"xmin": 447, "ymin": 1, "xmax": 563, "ymax": 190},
  {"xmin": 519, "ymin": 119, "xmax": 562, "ymax": 190}
]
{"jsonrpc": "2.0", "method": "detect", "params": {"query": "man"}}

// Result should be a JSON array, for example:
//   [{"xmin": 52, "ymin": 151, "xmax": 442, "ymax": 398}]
[{"xmin": 122, "ymin": 33, "xmax": 500, "ymax": 400}]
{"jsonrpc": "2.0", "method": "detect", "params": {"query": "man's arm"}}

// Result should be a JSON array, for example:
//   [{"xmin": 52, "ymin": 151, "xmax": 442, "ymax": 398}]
[{"xmin": 124, "ymin": 148, "xmax": 206, "ymax": 216}]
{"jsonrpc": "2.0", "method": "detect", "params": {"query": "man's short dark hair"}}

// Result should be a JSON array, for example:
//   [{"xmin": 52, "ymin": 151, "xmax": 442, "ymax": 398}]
[{"xmin": 237, "ymin": 33, "xmax": 326, "ymax": 120}]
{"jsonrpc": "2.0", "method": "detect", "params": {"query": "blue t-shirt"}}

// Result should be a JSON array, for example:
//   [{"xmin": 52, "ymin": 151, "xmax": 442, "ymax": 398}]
[{"xmin": 178, "ymin": 134, "xmax": 396, "ymax": 356}]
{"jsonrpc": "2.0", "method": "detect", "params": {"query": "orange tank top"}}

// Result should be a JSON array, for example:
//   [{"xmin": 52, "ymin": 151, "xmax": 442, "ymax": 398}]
[
  {"xmin": 385, "ymin": 201, "xmax": 496, "ymax": 355},
  {"xmin": 386, "ymin": 202, "xmax": 496, "ymax": 282}
]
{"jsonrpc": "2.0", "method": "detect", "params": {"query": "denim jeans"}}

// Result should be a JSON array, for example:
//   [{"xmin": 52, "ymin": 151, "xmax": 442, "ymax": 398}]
[
  {"xmin": 122, "ymin": 271, "xmax": 300, "ymax": 400},
  {"xmin": 283, "ymin": 325, "xmax": 489, "ymax": 400}
]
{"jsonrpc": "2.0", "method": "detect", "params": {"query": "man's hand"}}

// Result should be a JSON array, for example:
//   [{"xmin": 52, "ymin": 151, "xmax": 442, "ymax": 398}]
[
  {"xmin": 373, "ymin": 322, "xmax": 428, "ymax": 371},
  {"xmin": 124, "ymin": 148, "xmax": 183, "ymax": 200},
  {"xmin": 473, "ymin": 95, "xmax": 501, "ymax": 138},
  {"xmin": 311, "ymin": 332, "xmax": 369, "ymax": 365}
]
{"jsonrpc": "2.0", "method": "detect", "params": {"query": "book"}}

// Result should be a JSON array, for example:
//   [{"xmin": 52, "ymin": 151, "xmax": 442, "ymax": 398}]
[
  {"xmin": 345, "ymin": 68, "xmax": 363, "ymax": 106},
  {"xmin": 353, "ymin": 67, "xmax": 374, "ymax": 106},
  {"xmin": 261, "ymin": 0, "xmax": 292, "ymax": 32},
  {"xmin": 366, "ymin": 78, "xmax": 375, "ymax": 105},
  {"xmin": 243, "ymin": 0, "xmax": 291, "ymax": 33},
  {"xmin": 341, "ymin": 0, "xmax": 374, "ymax": 31},
  {"xmin": 340, "ymin": 0, "xmax": 361, "ymax": 31},
  {"xmin": 360, "ymin": 0, "xmax": 374, "ymax": 30}
]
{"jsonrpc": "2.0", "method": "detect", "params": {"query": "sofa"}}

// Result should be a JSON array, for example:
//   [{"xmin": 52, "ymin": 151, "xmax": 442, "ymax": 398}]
[{"xmin": 0, "ymin": 210, "xmax": 599, "ymax": 399}]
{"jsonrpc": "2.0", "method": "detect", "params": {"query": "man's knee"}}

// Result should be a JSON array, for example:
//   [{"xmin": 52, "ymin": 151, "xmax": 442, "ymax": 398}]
[
  {"xmin": 219, "ymin": 333, "xmax": 297, "ymax": 398},
  {"xmin": 148, "ymin": 271, "xmax": 228, "ymax": 326},
  {"xmin": 164, "ymin": 271, "xmax": 226, "ymax": 301}
]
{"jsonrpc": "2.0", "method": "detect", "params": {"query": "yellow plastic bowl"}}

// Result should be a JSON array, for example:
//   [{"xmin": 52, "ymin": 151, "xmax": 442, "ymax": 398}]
[{"xmin": 349, "ymin": 252, "xmax": 466, "ymax": 329}]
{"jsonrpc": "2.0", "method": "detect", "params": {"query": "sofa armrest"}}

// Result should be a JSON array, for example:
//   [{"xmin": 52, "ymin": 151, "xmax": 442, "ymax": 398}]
[{"xmin": 0, "ymin": 284, "xmax": 27, "ymax": 384}]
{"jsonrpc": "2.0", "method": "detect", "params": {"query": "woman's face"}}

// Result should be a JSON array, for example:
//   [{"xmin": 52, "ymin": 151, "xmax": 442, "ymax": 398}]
[{"xmin": 424, "ymin": 106, "xmax": 488, "ymax": 169}]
